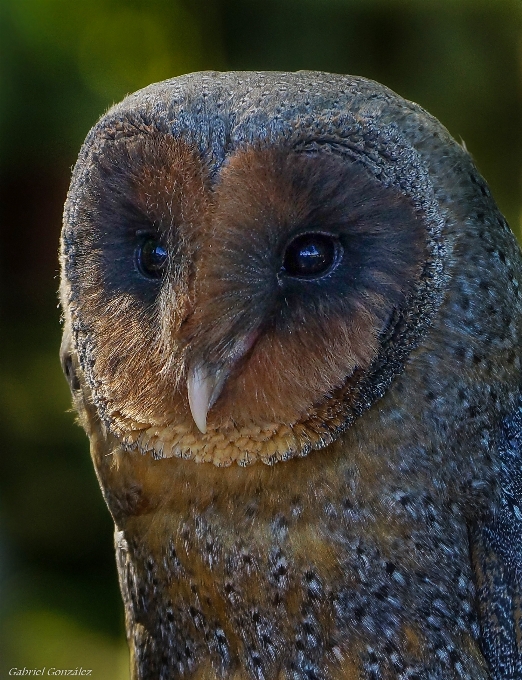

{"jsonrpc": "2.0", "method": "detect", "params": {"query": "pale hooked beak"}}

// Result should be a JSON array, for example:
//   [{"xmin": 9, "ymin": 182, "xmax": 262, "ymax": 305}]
[
  {"xmin": 186, "ymin": 333, "xmax": 260, "ymax": 434},
  {"xmin": 187, "ymin": 363, "xmax": 229, "ymax": 434}
]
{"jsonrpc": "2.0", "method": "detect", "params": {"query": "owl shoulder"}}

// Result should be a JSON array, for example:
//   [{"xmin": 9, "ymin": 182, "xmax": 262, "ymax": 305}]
[{"xmin": 472, "ymin": 394, "xmax": 522, "ymax": 679}]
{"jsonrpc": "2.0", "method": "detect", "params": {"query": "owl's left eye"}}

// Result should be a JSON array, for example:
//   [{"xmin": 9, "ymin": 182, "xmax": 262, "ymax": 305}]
[
  {"xmin": 135, "ymin": 237, "xmax": 168, "ymax": 279},
  {"xmin": 282, "ymin": 233, "xmax": 342, "ymax": 279}
]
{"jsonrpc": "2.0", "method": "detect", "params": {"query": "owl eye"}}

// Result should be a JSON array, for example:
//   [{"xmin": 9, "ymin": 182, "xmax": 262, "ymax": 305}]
[
  {"xmin": 135, "ymin": 236, "xmax": 168, "ymax": 279},
  {"xmin": 282, "ymin": 233, "xmax": 341, "ymax": 279}
]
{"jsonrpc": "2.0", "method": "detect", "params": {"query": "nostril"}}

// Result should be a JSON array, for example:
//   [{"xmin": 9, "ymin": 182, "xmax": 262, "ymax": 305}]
[{"xmin": 62, "ymin": 353, "xmax": 81, "ymax": 391}]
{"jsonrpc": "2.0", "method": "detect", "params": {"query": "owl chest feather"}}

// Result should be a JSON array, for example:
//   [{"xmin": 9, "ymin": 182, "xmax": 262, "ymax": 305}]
[{"xmin": 82, "ymin": 387, "xmax": 491, "ymax": 680}]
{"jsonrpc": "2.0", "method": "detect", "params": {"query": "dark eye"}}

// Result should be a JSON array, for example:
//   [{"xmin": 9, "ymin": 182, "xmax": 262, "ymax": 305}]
[
  {"xmin": 282, "ymin": 233, "xmax": 341, "ymax": 279},
  {"xmin": 136, "ymin": 237, "xmax": 167, "ymax": 279}
]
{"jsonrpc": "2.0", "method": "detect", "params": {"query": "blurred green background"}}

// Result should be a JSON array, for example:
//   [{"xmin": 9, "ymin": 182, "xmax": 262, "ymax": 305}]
[{"xmin": 0, "ymin": 0, "xmax": 521, "ymax": 677}]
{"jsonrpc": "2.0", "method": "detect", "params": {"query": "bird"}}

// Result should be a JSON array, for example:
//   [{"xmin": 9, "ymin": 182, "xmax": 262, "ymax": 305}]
[{"xmin": 59, "ymin": 71, "xmax": 522, "ymax": 679}]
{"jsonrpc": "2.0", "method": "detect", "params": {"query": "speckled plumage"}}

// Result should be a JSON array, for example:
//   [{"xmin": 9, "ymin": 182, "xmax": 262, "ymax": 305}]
[{"xmin": 60, "ymin": 71, "xmax": 522, "ymax": 679}]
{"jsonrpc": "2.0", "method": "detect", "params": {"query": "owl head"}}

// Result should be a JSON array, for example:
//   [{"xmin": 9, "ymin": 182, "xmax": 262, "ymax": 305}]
[{"xmin": 60, "ymin": 71, "xmax": 519, "ymax": 466}]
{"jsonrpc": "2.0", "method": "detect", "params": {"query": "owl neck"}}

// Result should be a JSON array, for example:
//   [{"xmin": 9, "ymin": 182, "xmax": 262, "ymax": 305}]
[{"xmin": 83, "ymin": 389, "xmax": 491, "ymax": 680}]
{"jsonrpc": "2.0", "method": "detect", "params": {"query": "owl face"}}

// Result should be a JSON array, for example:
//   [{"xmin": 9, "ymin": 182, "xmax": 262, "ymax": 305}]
[{"xmin": 61, "ymin": 72, "xmax": 453, "ymax": 466}]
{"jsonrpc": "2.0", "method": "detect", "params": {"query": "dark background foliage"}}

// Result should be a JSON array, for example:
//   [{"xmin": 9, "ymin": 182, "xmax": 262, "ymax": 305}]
[{"xmin": 1, "ymin": 0, "xmax": 521, "ymax": 676}]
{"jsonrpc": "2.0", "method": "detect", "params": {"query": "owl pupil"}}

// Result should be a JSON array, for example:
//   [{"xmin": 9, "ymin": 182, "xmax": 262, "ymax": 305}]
[
  {"xmin": 282, "ymin": 233, "xmax": 339, "ymax": 279},
  {"xmin": 136, "ymin": 238, "xmax": 167, "ymax": 279}
]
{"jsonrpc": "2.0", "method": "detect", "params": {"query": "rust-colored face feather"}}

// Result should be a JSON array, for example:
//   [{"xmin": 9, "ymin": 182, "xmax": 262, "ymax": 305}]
[{"xmin": 63, "ymin": 129, "xmax": 429, "ymax": 465}]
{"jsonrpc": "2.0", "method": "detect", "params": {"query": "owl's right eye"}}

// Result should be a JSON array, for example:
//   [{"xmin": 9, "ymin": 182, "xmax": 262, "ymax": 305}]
[{"xmin": 135, "ymin": 237, "xmax": 168, "ymax": 279}]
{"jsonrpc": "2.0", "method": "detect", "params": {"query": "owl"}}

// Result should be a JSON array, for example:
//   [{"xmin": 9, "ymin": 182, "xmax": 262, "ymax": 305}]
[{"xmin": 59, "ymin": 71, "xmax": 522, "ymax": 679}]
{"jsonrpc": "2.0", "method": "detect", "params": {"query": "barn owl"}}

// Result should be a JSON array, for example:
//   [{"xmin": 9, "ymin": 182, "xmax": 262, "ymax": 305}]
[{"xmin": 60, "ymin": 71, "xmax": 522, "ymax": 679}]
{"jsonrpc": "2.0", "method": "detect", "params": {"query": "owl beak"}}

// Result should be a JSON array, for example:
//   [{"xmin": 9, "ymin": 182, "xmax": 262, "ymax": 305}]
[
  {"xmin": 186, "ymin": 330, "xmax": 261, "ymax": 433},
  {"xmin": 187, "ymin": 363, "xmax": 228, "ymax": 434}
]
